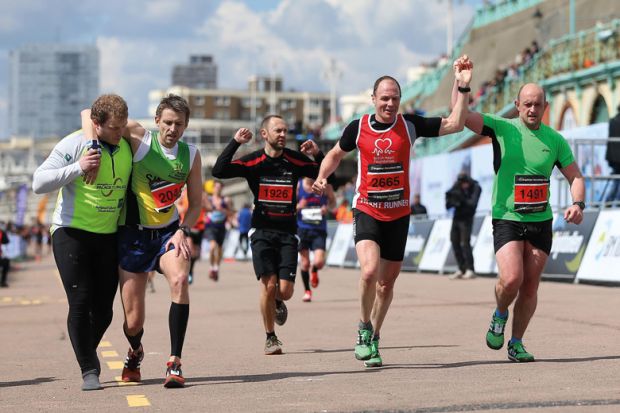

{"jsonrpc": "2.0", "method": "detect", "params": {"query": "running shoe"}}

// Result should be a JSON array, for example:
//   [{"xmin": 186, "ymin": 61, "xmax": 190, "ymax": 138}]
[
  {"xmin": 448, "ymin": 270, "xmax": 464, "ymax": 280},
  {"xmin": 302, "ymin": 290, "xmax": 312, "ymax": 302},
  {"xmin": 121, "ymin": 346, "xmax": 144, "ymax": 382},
  {"xmin": 486, "ymin": 311, "xmax": 508, "ymax": 350},
  {"xmin": 264, "ymin": 335, "xmax": 283, "ymax": 355},
  {"xmin": 164, "ymin": 361, "xmax": 185, "ymax": 388},
  {"xmin": 507, "ymin": 341, "xmax": 535, "ymax": 362},
  {"xmin": 310, "ymin": 270, "xmax": 319, "ymax": 288},
  {"xmin": 210, "ymin": 269, "xmax": 219, "ymax": 282},
  {"xmin": 364, "ymin": 339, "xmax": 383, "ymax": 368},
  {"xmin": 275, "ymin": 300, "xmax": 288, "ymax": 326},
  {"xmin": 355, "ymin": 328, "xmax": 373, "ymax": 360},
  {"xmin": 462, "ymin": 269, "xmax": 476, "ymax": 279}
]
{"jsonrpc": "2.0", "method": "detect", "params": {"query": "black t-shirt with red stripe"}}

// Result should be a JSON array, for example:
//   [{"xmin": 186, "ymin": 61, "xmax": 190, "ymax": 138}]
[{"xmin": 212, "ymin": 139, "xmax": 323, "ymax": 233}]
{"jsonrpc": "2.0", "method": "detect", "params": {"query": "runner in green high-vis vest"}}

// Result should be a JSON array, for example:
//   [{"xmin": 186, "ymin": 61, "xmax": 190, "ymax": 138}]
[
  {"xmin": 82, "ymin": 94, "xmax": 203, "ymax": 388},
  {"xmin": 452, "ymin": 56, "xmax": 585, "ymax": 363},
  {"xmin": 34, "ymin": 94, "xmax": 132, "ymax": 391}
]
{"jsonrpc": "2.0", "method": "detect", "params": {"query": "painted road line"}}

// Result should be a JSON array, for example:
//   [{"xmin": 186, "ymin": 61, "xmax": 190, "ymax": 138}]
[
  {"xmin": 20, "ymin": 300, "xmax": 32, "ymax": 305},
  {"xmin": 101, "ymin": 350, "xmax": 119, "ymax": 358},
  {"xmin": 126, "ymin": 395, "xmax": 151, "ymax": 407},
  {"xmin": 107, "ymin": 361, "xmax": 124, "ymax": 370},
  {"xmin": 2, "ymin": 297, "xmax": 12, "ymax": 303},
  {"xmin": 98, "ymin": 340, "xmax": 112, "ymax": 348},
  {"xmin": 115, "ymin": 376, "xmax": 139, "ymax": 386}
]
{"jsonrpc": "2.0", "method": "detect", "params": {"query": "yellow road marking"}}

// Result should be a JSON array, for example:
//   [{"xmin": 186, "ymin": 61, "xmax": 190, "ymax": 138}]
[
  {"xmin": 20, "ymin": 300, "xmax": 32, "ymax": 305},
  {"xmin": 107, "ymin": 361, "xmax": 124, "ymax": 370},
  {"xmin": 2, "ymin": 297, "xmax": 12, "ymax": 303},
  {"xmin": 98, "ymin": 341, "xmax": 112, "ymax": 348},
  {"xmin": 32, "ymin": 299, "xmax": 42, "ymax": 305},
  {"xmin": 126, "ymin": 395, "xmax": 150, "ymax": 407},
  {"xmin": 115, "ymin": 376, "xmax": 139, "ymax": 386},
  {"xmin": 101, "ymin": 350, "xmax": 119, "ymax": 358}
]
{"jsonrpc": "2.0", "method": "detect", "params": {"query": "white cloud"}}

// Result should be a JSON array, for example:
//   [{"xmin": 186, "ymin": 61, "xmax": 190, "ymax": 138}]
[
  {"xmin": 0, "ymin": 0, "xmax": 477, "ymax": 137},
  {"xmin": 143, "ymin": 0, "xmax": 185, "ymax": 21}
]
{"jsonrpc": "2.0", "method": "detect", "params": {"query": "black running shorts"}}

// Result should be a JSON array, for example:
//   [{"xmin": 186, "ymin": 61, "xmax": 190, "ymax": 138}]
[
  {"xmin": 492, "ymin": 218, "xmax": 553, "ymax": 256},
  {"xmin": 353, "ymin": 209, "xmax": 410, "ymax": 262},
  {"xmin": 297, "ymin": 228, "xmax": 327, "ymax": 252},
  {"xmin": 250, "ymin": 228, "xmax": 299, "ymax": 281},
  {"xmin": 205, "ymin": 225, "xmax": 226, "ymax": 246}
]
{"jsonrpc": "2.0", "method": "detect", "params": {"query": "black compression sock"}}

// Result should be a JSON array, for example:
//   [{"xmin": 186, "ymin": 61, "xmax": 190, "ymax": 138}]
[
  {"xmin": 311, "ymin": 265, "xmax": 318, "ymax": 273},
  {"xmin": 124, "ymin": 326, "xmax": 144, "ymax": 351},
  {"xmin": 301, "ymin": 270, "xmax": 310, "ymax": 290},
  {"xmin": 169, "ymin": 302, "xmax": 190, "ymax": 358}
]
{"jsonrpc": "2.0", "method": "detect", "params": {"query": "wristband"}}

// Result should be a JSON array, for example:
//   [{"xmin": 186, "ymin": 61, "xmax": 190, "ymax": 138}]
[
  {"xmin": 178, "ymin": 226, "xmax": 190, "ymax": 237},
  {"xmin": 457, "ymin": 86, "xmax": 471, "ymax": 93}
]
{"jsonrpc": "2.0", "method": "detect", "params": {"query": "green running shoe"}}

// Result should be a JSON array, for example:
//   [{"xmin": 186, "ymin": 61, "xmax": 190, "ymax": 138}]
[
  {"xmin": 364, "ymin": 339, "xmax": 383, "ymax": 368},
  {"xmin": 507, "ymin": 341, "xmax": 535, "ymax": 362},
  {"xmin": 486, "ymin": 311, "xmax": 508, "ymax": 350},
  {"xmin": 354, "ymin": 328, "xmax": 373, "ymax": 360}
]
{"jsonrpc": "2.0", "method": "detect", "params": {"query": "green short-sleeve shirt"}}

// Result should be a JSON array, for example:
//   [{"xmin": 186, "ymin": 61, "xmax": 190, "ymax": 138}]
[{"xmin": 482, "ymin": 113, "xmax": 575, "ymax": 222}]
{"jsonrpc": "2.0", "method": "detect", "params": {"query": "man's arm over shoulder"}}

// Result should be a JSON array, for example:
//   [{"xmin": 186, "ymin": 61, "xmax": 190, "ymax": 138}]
[
  {"xmin": 80, "ymin": 108, "xmax": 145, "ymax": 153},
  {"xmin": 124, "ymin": 119, "xmax": 148, "ymax": 154}
]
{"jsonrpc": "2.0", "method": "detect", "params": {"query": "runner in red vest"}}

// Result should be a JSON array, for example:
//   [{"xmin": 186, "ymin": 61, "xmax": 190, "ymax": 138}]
[{"xmin": 313, "ymin": 56, "xmax": 474, "ymax": 367}]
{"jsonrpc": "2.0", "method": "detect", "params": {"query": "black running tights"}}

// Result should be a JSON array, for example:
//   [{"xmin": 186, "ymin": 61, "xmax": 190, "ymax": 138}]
[{"xmin": 52, "ymin": 227, "xmax": 119, "ymax": 374}]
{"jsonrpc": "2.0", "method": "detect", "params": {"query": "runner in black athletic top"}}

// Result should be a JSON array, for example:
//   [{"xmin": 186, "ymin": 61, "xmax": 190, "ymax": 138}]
[{"xmin": 212, "ymin": 115, "xmax": 323, "ymax": 355}]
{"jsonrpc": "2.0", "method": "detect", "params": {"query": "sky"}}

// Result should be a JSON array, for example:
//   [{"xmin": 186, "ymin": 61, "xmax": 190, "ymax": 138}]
[{"xmin": 0, "ymin": 0, "xmax": 482, "ymax": 138}]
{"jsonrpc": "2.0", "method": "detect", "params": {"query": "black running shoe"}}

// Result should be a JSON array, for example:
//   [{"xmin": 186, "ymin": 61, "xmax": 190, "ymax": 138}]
[{"xmin": 275, "ymin": 300, "xmax": 288, "ymax": 326}]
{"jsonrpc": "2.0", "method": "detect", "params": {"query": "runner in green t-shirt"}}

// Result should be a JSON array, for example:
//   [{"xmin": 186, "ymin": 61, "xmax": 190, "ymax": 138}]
[{"xmin": 452, "ymin": 56, "xmax": 585, "ymax": 363}]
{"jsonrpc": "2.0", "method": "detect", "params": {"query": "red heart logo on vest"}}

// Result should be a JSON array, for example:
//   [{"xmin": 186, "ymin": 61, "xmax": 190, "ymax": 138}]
[{"xmin": 375, "ymin": 138, "xmax": 393, "ymax": 153}]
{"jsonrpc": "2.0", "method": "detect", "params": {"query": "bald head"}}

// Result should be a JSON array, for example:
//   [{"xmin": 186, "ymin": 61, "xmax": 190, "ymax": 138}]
[{"xmin": 517, "ymin": 83, "xmax": 546, "ymax": 104}]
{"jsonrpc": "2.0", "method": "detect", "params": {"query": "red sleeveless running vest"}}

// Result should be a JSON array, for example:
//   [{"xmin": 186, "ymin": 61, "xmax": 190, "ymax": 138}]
[{"xmin": 353, "ymin": 113, "xmax": 412, "ymax": 221}]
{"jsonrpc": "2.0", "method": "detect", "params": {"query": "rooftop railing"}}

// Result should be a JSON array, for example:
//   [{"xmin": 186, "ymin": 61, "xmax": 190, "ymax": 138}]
[{"xmin": 414, "ymin": 19, "xmax": 620, "ymax": 157}]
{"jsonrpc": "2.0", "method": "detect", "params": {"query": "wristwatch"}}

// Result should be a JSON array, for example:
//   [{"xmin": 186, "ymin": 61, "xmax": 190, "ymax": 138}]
[
  {"xmin": 573, "ymin": 201, "xmax": 585, "ymax": 211},
  {"xmin": 457, "ymin": 86, "xmax": 471, "ymax": 93},
  {"xmin": 178, "ymin": 226, "xmax": 191, "ymax": 237}
]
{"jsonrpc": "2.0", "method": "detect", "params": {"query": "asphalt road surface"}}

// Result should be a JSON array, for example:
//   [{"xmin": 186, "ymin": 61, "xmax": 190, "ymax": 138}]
[{"xmin": 2, "ymin": 254, "xmax": 619, "ymax": 412}]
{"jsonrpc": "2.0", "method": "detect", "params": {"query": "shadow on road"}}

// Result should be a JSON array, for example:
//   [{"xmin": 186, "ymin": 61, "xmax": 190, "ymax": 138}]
[{"xmin": 0, "ymin": 377, "xmax": 57, "ymax": 388}]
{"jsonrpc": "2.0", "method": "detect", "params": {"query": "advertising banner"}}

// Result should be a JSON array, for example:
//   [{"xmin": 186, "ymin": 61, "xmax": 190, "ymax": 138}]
[
  {"xmin": 325, "ymin": 221, "xmax": 339, "ymax": 254},
  {"xmin": 14, "ymin": 184, "xmax": 28, "ymax": 226},
  {"xmin": 343, "ymin": 226, "xmax": 359, "ymax": 268},
  {"xmin": 576, "ymin": 209, "xmax": 620, "ymax": 283},
  {"xmin": 401, "ymin": 218, "xmax": 434, "ymax": 272},
  {"xmin": 326, "ymin": 223, "xmax": 353, "ymax": 267},
  {"xmin": 472, "ymin": 215, "xmax": 497, "ymax": 274},
  {"xmin": 418, "ymin": 218, "xmax": 453, "ymax": 272},
  {"xmin": 543, "ymin": 210, "xmax": 599, "ymax": 281}
]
